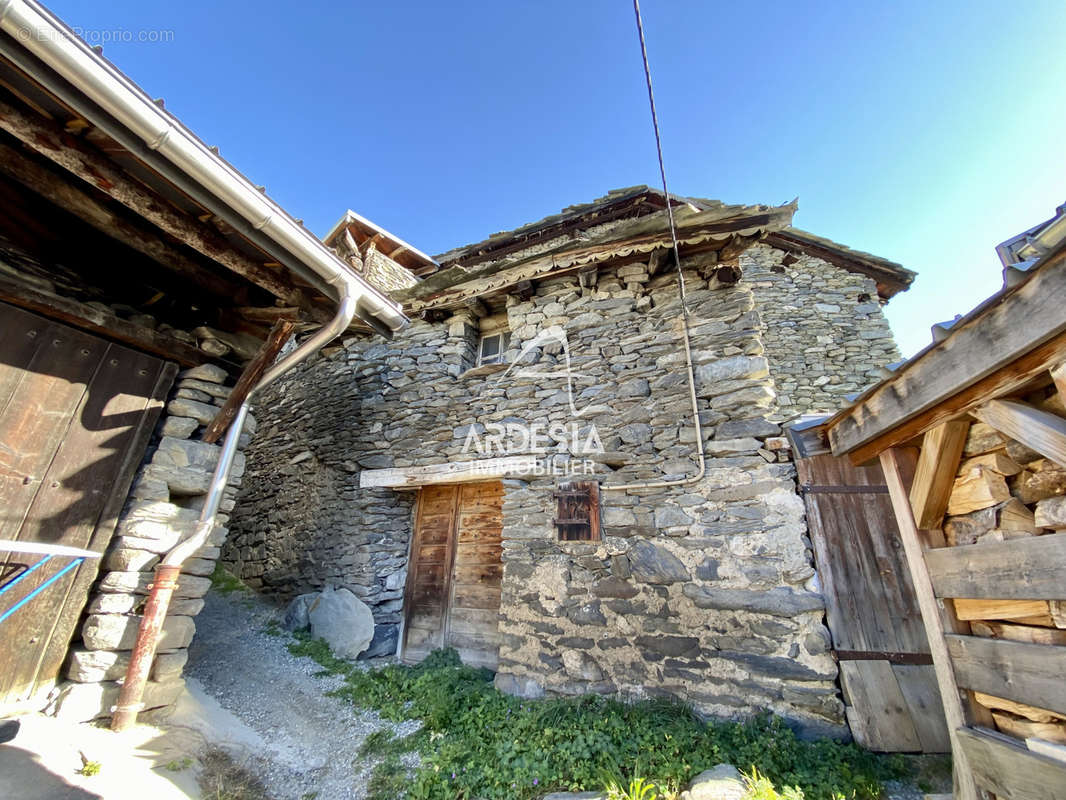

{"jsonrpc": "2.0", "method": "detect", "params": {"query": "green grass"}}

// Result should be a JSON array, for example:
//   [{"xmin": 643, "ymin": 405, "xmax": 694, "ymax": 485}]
[
  {"xmin": 286, "ymin": 635, "xmax": 907, "ymax": 800},
  {"xmin": 210, "ymin": 563, "xmax": 248, "ymax": 596}
]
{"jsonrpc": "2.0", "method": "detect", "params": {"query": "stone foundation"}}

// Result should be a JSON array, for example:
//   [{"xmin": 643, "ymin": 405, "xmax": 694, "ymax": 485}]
[{"xmin": 48, "ymin": 363, "xmax": 252, "ymax": 722}]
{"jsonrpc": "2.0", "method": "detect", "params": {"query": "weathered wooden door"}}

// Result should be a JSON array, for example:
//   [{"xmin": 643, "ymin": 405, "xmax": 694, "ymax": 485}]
[
  {"xmin": 0, "ymin": 303, "xmax": 175, "ymax": 709},
  {"xmin": 797, "ymin": 453, "xmax": 951, "ymax": 752},
  {"xmin": 401, "ymin": 481, "xmax": 503, "ymax": 669}
]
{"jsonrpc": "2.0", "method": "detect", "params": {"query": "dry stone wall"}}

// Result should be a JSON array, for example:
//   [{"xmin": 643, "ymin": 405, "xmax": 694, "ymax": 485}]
[
  {"xmin": 48, "ymin": 363, "xmax": 251, "ymax": 722},
  {"xmin": 743, "ymin": 244, "xmax": 900, "ymax": 419},
  {"xmin": 223, "ymin": 248, "xmax": 895, "ymax": 738}
]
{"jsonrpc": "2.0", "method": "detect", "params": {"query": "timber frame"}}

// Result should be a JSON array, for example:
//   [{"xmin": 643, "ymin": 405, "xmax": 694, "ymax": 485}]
[{"xmin": 822, "ymin": 235, "xmax": 1066, "ymax": 800}]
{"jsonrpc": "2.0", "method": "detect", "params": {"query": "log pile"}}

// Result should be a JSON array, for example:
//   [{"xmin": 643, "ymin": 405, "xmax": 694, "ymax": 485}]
[{"xmin": 940, "ymin": 402, "xmax": 1066, "ymax": 747}]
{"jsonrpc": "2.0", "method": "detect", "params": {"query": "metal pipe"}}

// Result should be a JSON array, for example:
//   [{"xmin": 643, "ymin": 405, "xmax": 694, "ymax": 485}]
[{"xmin": 111, "ymin": 258, "xmax": 361, "ymax": 732}]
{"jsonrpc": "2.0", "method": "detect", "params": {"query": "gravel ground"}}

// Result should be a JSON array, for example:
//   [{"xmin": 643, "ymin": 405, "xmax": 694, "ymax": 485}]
[{"xmin": 185, "ymin": 588, "xmax": 419, "ymax": 800}]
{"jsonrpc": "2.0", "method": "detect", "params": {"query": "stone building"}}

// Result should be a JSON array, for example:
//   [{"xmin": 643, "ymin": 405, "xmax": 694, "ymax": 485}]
[{"xmin": 225, "ymin": 186, "xmax": 914, "ymax": 738}]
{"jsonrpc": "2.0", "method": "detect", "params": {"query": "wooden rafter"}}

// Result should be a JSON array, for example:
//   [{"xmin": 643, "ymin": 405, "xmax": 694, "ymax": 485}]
[
  {"xmin": 0, "ymin": 98, "xmax": 322, "ymax": 313},
  {"xmin": 973, "ymin": 399, "xmax": 1066, "ymax": 467}
]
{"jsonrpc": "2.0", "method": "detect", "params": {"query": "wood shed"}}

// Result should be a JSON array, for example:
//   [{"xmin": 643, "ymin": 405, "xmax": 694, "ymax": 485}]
[{"xmin": 809, "ymin": 218, "xmax": 1066, "ymax": 798}]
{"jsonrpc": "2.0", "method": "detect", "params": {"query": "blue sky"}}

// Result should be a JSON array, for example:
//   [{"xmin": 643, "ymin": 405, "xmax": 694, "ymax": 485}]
[{"xmin": 48, "ymin": 0, "xmax": 1066, "ymax": 356}]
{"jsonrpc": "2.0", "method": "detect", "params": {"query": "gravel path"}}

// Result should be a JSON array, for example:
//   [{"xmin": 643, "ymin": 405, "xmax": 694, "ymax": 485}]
[{"xmin": 185, "ymin": 588, "xmax": 418, "ymax": 800}]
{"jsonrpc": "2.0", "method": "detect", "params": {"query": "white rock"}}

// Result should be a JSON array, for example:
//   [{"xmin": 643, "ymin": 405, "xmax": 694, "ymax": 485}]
[
  {"xmin": 308, "ymin": 586, "xmax": 374, "ymax": 659},
  {"xmin": 681, "ymin": 764, "xmax": 746, "ymax": 800}
]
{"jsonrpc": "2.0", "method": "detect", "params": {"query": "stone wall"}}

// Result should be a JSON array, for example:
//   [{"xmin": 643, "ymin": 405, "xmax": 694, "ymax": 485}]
[
  {"xmin": 744, "ymin": 243, "xmax": 900, "ymax": 419},
  {"xmin": 47, "ymin": 363, "xmax": 251, "ymax": 722},
  {"xmin": 224, "ymin": 249, "xmax": 865, "ymax": 737}
]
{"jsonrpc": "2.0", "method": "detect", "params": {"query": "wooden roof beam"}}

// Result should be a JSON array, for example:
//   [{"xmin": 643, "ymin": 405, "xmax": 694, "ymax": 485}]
[{"xmin": 0, "ymin": 97, "xmax": 317, "ymax": 311}]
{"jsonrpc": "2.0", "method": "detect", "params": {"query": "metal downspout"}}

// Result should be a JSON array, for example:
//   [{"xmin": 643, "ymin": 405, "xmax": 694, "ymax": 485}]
[{"xmin": 111, "ymin": 286, "xmax": 359, "ymax": 732}]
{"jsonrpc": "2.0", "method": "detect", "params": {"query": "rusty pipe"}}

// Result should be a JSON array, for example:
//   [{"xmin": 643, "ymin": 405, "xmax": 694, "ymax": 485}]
[
  {"xmin": 110, "ymin": 565, "xmax": 179, "ymax": 730},
  {"xmin": 112, "ymin": 292, "xmax": 359, "ymax": 732}
]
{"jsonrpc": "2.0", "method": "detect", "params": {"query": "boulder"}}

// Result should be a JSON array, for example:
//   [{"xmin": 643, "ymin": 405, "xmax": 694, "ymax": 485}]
[
  {"xmin": 359, "ymin": 623, "xmax": 399, "ymax": 659},
  {"xmin": 282, "ymin": 592, "xmax": 320, "ymax": 632},
  {"xmin": 308, "ymin": 585, "xmax": 374, "ymax": 659},
  {"xmin": 681, "ymin": 764, "xmax": 746, "ymax": 800}
]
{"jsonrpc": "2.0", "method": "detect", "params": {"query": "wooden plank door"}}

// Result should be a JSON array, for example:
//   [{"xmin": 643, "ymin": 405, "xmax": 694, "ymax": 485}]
[
  {"xmin": 401, "ymin": 484, "xmax": 459, "ymax": 662},
  {"xmin": 797, "ymin": 452, "xmax": 951, "ymax": 752},
  {"xmin": 444, "ymin": 482, "xmax": 503, "ymax": 669},
  {"xmin": 0, "ymin": 303, "xmax": 175, "ymax": 709},
  {"xmin": 401, "ymin": 481, "xmax": 503, "ymax": 669}
]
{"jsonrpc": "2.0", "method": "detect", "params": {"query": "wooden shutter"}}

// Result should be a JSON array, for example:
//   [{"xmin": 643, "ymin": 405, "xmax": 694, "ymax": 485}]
[{"xmin": 553, "ymin": 481, "xmax": 600, "ymax": 541}]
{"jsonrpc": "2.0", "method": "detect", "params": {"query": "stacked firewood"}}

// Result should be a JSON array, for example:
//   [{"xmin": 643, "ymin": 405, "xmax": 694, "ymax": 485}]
[{"xmin": 942, "ymin": 410, "xmax": 1066, "ymax": 746}]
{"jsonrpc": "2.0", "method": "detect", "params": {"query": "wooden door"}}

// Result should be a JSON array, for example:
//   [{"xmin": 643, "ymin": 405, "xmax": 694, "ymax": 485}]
[
  {"xmin": 797, "ymin": 453, "xmax": 951, "ymax": 752},
  {"xmin": 0, "ymin": 303, "xmax": 175, "ymax": 709},
  {"xmin": 401, "ymin": 481, "xmax": 503, "ymax": 669}
]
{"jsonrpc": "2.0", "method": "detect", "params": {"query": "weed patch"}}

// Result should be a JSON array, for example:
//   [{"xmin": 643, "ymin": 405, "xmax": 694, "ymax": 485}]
[
  {"xmin": 198, "ymin": 747, "xmax": 275, "ymax": 800},
  {"xmin": 286, "ymin": 636, "xmax": 906, "ymax": 800},
  {"xmin": 210, "ymin": 563, "xmax": 248, "ymax": 596}
]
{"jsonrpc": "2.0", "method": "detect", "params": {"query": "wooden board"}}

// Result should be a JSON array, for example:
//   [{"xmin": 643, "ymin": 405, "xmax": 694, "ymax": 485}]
[
  {"xmin": 797, "ymin": 452, "xmax": 948, "ymax": 752},
  {"xmin": 401, "ymin": 481, "xmax": 503, "ymax": 669},
  {"xmin": 946, "ymin": 634, "xmax": 1066, "ymax": 717},
  {"xmin": 956, "ymin": 726, "xmax": 1066, "ymax": 800},
  {"xmin": 443, "ymin": 482, "xmax": 503, "ymax": 667},
  {"xmin": 0, "ymin": 304, "xmax": 173, "ymax": 708},
  {"xmin": 925, "ymin": 533, "xmax": 1066, "ymax": 600}
]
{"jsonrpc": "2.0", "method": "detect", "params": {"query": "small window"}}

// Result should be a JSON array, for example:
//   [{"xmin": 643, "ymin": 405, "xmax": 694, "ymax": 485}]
[
  {"xmin": 553, "ymin": 481, "xmax": 601, "ymax": 541},
  {"xmin": 478, "ymin": 332, "xmax": 508, "ymax": 366}
]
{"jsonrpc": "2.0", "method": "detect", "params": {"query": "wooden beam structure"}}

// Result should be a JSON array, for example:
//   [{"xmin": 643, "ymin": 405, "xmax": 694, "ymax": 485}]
[
  {"xmin": 202, "ymin": 318, "xmax": 295, "ymax": 443},
  {"xmin": 0, "ymin": 137, "xmax": 248, "ymax": 302},
  {"xmin": 0, "ymin": 97, "xmax": 313, "ymax": 309},
  {"xmin": 827, "ymin": 245, "xmax": 1066, "ymax": 462},
  {"xmin": 359, "ymin": 456, "xmax": 538, "ymax": 489},
  {"xmin": 973, "ymin": 399, "xmax": 1066, "ymax": 468},
  {"xmin": 0, "ymin": 274, "xmax": 211, "ymax": 367},
  {"xmin": 880, "ymin": 447, "xmax": 981, "ymax": 800},
  {"xmin": 909, "ymin": 421, "xmax": 970, "ymax": 529}
]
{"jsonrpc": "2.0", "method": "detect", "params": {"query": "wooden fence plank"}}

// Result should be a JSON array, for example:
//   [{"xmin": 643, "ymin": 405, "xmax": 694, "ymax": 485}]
[
  {"xmin": 946, "ymin": 634, "xmax": 1066, "ymax": 717},
  {"xmin": 925, "ymin": 533, "xmax": 1066, "ymax": 600},
  {"xmin": 956, "ymin": 726, "xmax": 1066, "ymax": 800}
]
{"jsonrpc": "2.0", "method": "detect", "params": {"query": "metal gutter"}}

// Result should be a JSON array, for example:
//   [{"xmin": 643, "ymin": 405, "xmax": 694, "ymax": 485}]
[{"xmin": 0, "ymin": 0, "xmax": 407, "ymax": 334}]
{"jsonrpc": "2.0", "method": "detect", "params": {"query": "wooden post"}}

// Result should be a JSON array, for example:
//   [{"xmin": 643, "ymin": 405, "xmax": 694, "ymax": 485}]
[
  {"xmin": 881, "ymin": 447, "xmax": 980, "ymax": 800},
  {"xmin": 909, "ymin": 420, "xmax": 970, "ymax": 529},
  {"xmin": 202, "ymin": 319, "xmax": 295, "ymax": 443}
]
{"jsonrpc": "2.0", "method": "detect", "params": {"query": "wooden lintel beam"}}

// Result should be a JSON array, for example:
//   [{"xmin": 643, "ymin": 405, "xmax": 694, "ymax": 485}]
[
  {"xmin": 974, "ymin": 398, "xmax": 1066, "ymax": 468},
  {"xmin": 909, "ymin": 420, "xmax": 970, "ymax": 529},
  {"xmin": 0, "ymin": 97, "xmax": 310, "ymax": 308},
  {"xmin": 202, "ymin": 318, "xmax": 295, "ymax": 443},
  {"xmin": 0, "ymin": 273, "xmax": 211, "ymax": 367}
]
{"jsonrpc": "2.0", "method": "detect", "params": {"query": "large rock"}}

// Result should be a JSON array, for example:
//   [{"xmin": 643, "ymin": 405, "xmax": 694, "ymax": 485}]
[
  {"xmin": 359, "ymin": 624, "xmax": 399, "ymax": 659},
  {"xmin": 681, "ymin": 764, "xmax": 746, "ymax": 800},
  {"xmin": 308, "ymin": 585, "xmax": 374, "ymax": 659},
  {"xmin": 629, "ymin": 540, "xmax": 690, "ymax": 584},
  {"xmin": 282, "ymin": 592, "xmax": 320, "ymax": 631}
]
